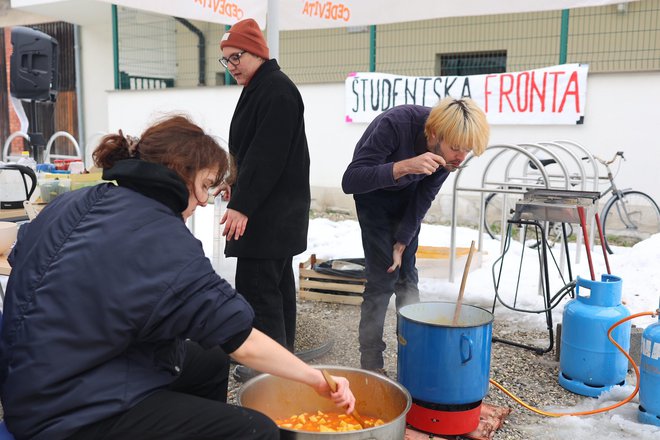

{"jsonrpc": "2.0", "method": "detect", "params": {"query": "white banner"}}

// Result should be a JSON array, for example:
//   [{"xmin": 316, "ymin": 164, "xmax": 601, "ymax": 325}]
[
  {"xmin": 95, "ymin": 0, "xmax": 267, "ymax": 26},
  {"xmin": 344, "ymin": 64, "xmax": 589, "ymax": 125},
  {"xmin": 279, "ymin": 0, "xmax": 637, "ymax": 30}
]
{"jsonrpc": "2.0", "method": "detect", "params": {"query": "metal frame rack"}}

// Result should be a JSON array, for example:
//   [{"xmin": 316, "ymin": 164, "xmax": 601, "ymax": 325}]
[
  {"xmin": 490, "ymin": 188, "xmax": 600, "ymax": 353},
  {"xmin": 446, "ymin": 141, "xmax": 603, "ymax": 352}
]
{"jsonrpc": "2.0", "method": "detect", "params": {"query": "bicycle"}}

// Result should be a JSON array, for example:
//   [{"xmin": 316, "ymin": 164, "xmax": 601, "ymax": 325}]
[
  {"xmin": 592, "ymin": 151, "xmax": 660, "ymax": 253},
  {"xmin": 483, "ymin": 151, "xmax": 660, "ymax": 253}
]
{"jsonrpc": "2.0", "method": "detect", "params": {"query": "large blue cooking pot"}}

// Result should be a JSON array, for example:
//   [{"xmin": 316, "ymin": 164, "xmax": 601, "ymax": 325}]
[{"xmin": 397, "ymin": 302, "xmax": 493, "ymax": 405}]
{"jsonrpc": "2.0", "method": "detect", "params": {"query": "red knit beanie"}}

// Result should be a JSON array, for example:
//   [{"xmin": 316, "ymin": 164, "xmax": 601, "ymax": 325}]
[{"xmin": 220, "ymin": 18, "xmax": 269, "ymax": 60}]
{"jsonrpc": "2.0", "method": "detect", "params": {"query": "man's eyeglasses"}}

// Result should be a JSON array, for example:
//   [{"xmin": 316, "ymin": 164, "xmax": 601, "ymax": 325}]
[{"xmin": 219, "ymin": 51, "xmax": 246, "ymax": 68}]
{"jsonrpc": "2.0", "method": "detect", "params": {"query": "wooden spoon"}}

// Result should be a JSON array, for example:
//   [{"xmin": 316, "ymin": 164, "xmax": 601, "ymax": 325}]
[
  {"xmin": 321, "ymin": 369, "xmax": 365, "ymax": 429},
  {"xmin": 452, "ymin": 240, "xmax": 477, "ymax": 326}
]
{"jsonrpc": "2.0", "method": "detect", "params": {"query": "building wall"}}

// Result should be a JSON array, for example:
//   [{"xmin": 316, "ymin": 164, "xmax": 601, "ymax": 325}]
[
  {"xmin": 106, "ymin": 71, "xmax": 660, "ymax": 223},
  {"xmin": 281, "ymin": 1, "xmax": 660, "ymax": 84},
  {"xmin": 107, "ymin": 2, "xmax": 660, "ymax": 87},
  {"xmin": 78, "ymin": 9, "xmax": 113, "ymax": 163}
]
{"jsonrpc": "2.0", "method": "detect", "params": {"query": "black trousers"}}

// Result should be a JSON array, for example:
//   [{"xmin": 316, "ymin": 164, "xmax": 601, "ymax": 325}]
[
  {"xmin": 355, "ymin": 188, "xmax": 421, "ymax": 370},
  {"xmin": 67, "ymin": 342, "xmax": 278, "ymax": 440},
  {"xmin": 235, "ymin": 257, "xmax": 296, "ymax": 351}
]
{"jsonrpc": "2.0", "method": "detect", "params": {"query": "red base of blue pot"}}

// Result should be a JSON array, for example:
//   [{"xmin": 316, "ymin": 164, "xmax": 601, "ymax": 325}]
[{"xmin": 406, "ymin": 401, "xmax": 481, "ymax": 435}]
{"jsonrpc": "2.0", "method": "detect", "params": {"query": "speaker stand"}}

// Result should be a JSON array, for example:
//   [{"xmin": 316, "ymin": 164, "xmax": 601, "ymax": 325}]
[{"xmin": 26, "ymin": 100, "xmax": 46, "ymax": 164}]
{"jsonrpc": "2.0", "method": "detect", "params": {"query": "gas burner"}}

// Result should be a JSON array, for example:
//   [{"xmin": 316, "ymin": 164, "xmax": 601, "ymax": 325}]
[
  {"xmin": 406, "ymin": 398, "xmax": 482, "ymax": 435},
  {"xmin": 512, "ymin": 188, "xmax": 600, "ymax": 224}
]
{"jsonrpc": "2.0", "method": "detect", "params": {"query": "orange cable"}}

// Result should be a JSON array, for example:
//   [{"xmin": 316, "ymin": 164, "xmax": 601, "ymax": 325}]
[{"xmin": 490, "ymin": 310, "xmax": 658, "ymax": 417}]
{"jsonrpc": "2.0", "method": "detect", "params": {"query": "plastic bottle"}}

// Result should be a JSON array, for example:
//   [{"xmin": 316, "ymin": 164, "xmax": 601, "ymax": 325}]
[{"xmin": 17, "ymin": 150, "xmax": 37, "ymax": 171}]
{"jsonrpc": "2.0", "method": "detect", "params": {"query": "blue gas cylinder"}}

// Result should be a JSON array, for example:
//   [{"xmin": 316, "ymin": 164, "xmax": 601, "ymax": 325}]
[
  {"xmin": 639, "ymin": 305, "xmax": 660, "ymax": 426},
  {"xmin": 558, "ymin": 274, "xmax": 631, "ymax": 397}
]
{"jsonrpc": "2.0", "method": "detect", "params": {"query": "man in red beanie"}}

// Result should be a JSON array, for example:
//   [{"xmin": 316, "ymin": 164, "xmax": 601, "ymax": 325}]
[
  {"xmin": 218, "ymin": 18, "xmax": 311, "ymax": 381},
  {"xmin": 219, "ymin": 18, "xmax": 269, "ymax": 85}
]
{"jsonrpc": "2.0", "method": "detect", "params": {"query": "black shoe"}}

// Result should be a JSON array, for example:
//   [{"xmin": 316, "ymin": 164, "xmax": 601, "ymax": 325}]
[{"xmin": 232, "ymin": 365, "xmax": 260, "ymax": 382}]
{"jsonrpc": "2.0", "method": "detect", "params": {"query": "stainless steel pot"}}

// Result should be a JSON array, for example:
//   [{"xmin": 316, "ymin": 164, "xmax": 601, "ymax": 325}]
[{"xmin": 238, "ymin": 365, "xmax": 411, "ymax": 439}]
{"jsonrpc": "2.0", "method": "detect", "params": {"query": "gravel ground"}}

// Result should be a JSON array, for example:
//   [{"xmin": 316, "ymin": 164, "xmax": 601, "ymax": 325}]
[
  {"xmin": 0, "ymin": 294, "xmax": 632, "ymax": 439},
  {"xmin": 227, "ymin": 299, "xmax": 586, "ymax": 439},
  {"xmin": 0, "ymin": 211, "xmax": 640, "ymax": 438}
]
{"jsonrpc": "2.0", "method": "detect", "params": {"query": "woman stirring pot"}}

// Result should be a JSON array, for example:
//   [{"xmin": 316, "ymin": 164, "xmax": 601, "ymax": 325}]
[{"xmin": 0, "ymin": 115, "xmax": 354, "ymax": 440}]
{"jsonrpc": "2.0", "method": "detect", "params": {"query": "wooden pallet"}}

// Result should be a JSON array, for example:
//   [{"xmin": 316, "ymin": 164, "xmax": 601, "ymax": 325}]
[
  {"xmin": 298, "ymin": 254, "xmax": 366, "ymax": 305},
  {"xmin": 298, "ymin": 246, "xmax": 477, "ymax": 305}
]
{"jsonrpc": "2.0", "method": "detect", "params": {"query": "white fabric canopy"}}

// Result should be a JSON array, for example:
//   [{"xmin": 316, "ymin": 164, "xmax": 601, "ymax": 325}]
[
  {"xmin": 11, "ymin": 0, "xmax": 639, "ymax": 61},
  {"xmin": 278, "ymin": 0, "xmax": 637, "ymax": 30},
  {"xmin": 94, "ymin": 0, "xmax": 637, "ymax": 29}
]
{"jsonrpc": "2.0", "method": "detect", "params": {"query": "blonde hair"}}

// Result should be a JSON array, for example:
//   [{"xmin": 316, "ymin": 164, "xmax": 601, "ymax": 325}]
[{"xmin": 424, "ymin": 97, "xmax": 490, "ymax": 156}]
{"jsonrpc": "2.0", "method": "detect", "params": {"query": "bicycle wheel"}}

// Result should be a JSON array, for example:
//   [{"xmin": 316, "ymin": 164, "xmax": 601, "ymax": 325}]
[
  {"xmin": 601, "ymin": 190, "xmax": 660, "ymax": 253},
  {"xmin": 483, "ymin": 192, "xmax": 521, "ymax": 239}
]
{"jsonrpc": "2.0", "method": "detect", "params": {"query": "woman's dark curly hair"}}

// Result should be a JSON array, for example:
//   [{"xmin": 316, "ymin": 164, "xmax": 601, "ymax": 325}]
[{"xmin": 93, "ymin": 115, "xmax": 233, "ymax": 188}]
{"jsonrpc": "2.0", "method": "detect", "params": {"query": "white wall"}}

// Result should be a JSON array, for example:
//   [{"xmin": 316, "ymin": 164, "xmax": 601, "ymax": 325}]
[
  {"xmin": 105, "ymin": 71, "xmax": 660, "ymax": 213},
  {"xmin": 107, "ymin": 86, "xmax": 242, "ymax": 146},
  {"xmin": 76, "ymin": 4, "xmax": 114, "ymax": 166}
]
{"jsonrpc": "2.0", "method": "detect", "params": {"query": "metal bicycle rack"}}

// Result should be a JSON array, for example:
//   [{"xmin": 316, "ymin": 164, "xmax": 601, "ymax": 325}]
[
  {"xmin": 450, "ymin": 143, "xmax": 569, "ymax": 281},
  {"xmin": 44, "ymin": 131, "xmax": 83, "ymax": 165},
  {"xmin": 449, "ymin": 140, "xmax": 602, "ymax": 281},
  {"xmin": 503, "ymin": 142, "xmax": 578, "ymax": 273},
  {"xmin": 537, "ymin": 140, "xmax": 602, "ymax": 256},
  {"xmin": 3, "ymin": 130, "xmax": 83, "ymax": 166},
  {"xmin": 448, "ymin": 141, "xmax": 601, "ymax": 353},
  {"xmin": 2, "ymin": 131, "xmax": 31, "ymax": 162}
]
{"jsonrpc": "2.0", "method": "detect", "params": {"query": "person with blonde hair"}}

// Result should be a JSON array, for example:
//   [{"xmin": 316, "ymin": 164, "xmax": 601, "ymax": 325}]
[
  {"xmin": 342, "ymin": 98, "xmax": 490, "ymax": 374},
  {"xmin": 0, "ymin": 115, "xmax": 354, "ymax": 440}
]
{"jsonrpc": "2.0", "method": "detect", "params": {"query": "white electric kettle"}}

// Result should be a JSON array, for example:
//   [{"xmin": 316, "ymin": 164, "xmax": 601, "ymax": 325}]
[{"xmin": 0, "ymin": 164, "xmax": 37, "ymax": 209}]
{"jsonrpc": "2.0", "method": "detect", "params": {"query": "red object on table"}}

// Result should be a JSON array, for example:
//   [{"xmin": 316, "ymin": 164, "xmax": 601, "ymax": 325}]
[
  {"xmin": 53, "ymin": 159, "xmax": 68, "ymax": 171},
  {"xmin": 577, "ymin": 206, "xmax": 596, "ymax": 280},
  {"xmin": 53, "ymin": 158, "xmax": 82, "ymax": 171}
]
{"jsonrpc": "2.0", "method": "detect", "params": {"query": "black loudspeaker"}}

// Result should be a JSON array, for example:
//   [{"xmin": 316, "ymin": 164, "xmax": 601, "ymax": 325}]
[{"xmin": 10, "ymin": 26, "xmax": 59, "ymax": 102}]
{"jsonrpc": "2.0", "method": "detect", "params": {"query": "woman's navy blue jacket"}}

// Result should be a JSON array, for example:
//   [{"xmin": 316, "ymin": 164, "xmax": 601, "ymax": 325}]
[{"xmin": 0, "ymin": 163, "xmax": 254, "ymax": 439}]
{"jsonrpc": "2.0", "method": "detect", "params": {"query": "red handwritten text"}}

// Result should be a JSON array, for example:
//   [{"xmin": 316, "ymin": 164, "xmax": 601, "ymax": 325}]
[
  {"xmin": 193, "ymin": 0, "xmax": 244, "ymax": 21},
  {"xmin": 484, "ymin": 70, "xmax": 580, "ymax": 113}
]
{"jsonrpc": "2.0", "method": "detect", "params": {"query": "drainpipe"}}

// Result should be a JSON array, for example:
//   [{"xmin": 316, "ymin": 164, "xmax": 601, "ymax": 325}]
[{"xmin": 174, "ymin": 17, "xmax": 206, "ymax": 86}]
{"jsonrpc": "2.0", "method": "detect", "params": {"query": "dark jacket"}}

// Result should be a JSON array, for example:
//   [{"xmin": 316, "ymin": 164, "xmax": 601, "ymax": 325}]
[
  {"xmin": 226, "ymin": 59, "xmax": 310, "ymax": 259},
  {"xmin": 342, "ymin": 105, "xmax": 449, "ymax": 245},
  {"xmin": 0, "ymin": 161, "xmax": 254, "ymax": 440}
]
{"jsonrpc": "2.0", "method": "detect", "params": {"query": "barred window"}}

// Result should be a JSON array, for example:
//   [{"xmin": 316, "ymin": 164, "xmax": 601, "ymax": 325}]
[{"xmin": 438, "ymin": 51, "xmax": 507, "ymax": 76}]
